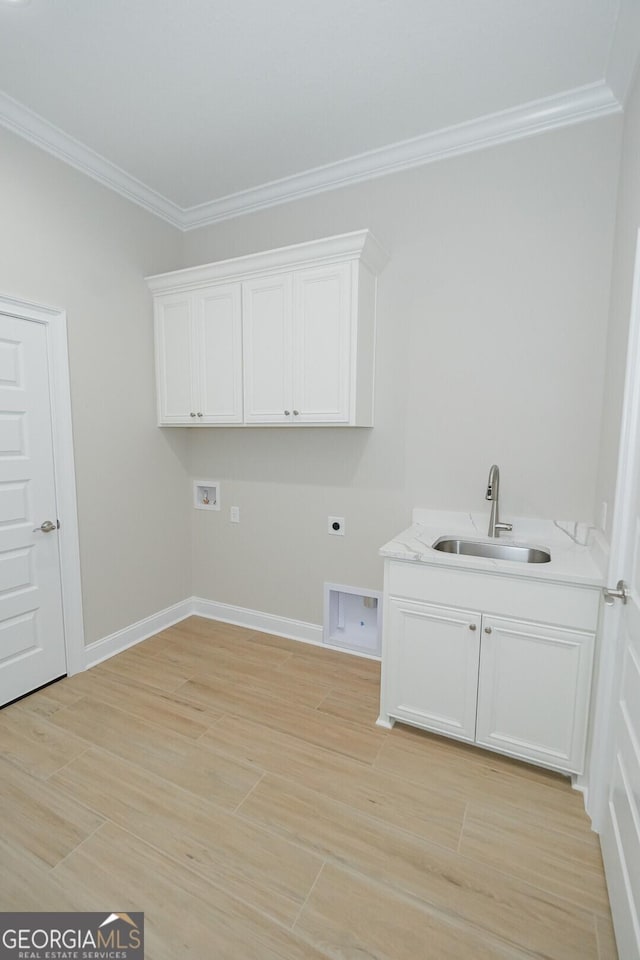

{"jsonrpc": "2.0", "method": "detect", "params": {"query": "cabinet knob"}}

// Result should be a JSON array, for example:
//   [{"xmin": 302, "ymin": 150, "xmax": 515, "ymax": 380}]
[
  {"xmin": 484, "ymin": 626, "xmax": 492, "ymax": 634},
  {"xmin": 190, "ymin": 412, "xmax": 196, "ymax": 417},
  {"xmin": 197, "ymin": 412, "xmax": 203, "ymax": 417},
  {"xmin": 284, "ymin": 410, "xmax": 291, "ymax": 416},
  {"xmin": 469, "ymin": 623, "xmax": 476, "ymax": 631},
  {"xmin": 293, "ymin": 410, "xmax": 300, "ymax": 416}
]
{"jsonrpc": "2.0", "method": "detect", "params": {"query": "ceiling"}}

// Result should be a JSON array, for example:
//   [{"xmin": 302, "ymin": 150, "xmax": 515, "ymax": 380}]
[{"xmin": 0, "ymin": 0, "xmax": 636, "ymax": 228}]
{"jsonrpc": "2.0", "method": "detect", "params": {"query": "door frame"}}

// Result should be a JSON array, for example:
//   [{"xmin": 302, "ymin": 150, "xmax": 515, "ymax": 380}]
[
  {"xmin": 587, "ymin": 228, "xmax": 640, "ymax": 831},
  {"xmin": 0, "ymin": 293, "xmax": 85, "ymax": 677}
]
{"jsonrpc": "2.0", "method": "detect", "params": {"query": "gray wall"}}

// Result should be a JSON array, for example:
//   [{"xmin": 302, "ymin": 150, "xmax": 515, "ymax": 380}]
[
  {"xmin": 0, "ymin": 108, "xmax": 623, "ymax": 643},
  {"xmin": 184, "ymin": 117, "xmax": 621, "ymax": 625},
  {"xmin": 0, "ymin": 128, "xmax": 191, "ymax": 645},
  {"xmin": 595, "ymin": 66, "xmax": 640, "ymax": 542}
]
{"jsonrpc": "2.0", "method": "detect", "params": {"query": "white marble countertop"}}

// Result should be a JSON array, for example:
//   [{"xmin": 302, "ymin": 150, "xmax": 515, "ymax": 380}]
[{"xmin": 380, "ymin": 509, "xmax": 604, "ymax": 588}]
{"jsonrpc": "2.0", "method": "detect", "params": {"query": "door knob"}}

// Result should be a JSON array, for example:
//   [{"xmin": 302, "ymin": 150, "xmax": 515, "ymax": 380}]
[
  {"xmin": 603, "ymin": 580, "xmax": 628, "ymax": 605},
  {"xmin": 34, "ymin": 520, "xmax": 57, "ymax": 533}
]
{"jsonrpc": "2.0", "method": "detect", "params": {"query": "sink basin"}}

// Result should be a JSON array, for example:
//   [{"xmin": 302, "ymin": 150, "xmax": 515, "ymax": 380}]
[{"xmin": 432, "ymin": 537, "xmax": 551, "ymax": 564}]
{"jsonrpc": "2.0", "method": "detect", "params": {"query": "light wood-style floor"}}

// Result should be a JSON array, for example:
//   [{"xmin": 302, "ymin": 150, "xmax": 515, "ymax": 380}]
[{"xmin": 0, "ymin": 616, "xmax": 618, "ymax": 960}]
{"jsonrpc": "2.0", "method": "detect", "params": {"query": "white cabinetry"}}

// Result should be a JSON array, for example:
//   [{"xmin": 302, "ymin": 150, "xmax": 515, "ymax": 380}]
[
  {"xmin": 243, "ymin": 262, "xmax": 352, "ymax": 424},
  {"xmin": 243, "ymin": 274, "xmax": 292, "ymax": 423},
  {"xmin": 379, "ymin": 560, "xmax": 599, "ymax": 773},
  {"xmin": 154, "ymin": 292, "xmax": 194, "ymax": 423},
  {"xmin": 475, "ymin": 615, "xmax": 594, "ymax": 771},
  {"xmin": 293, "ymin": 263, "xmax": 352, "ymax": 424},
  {"xmin": 386, "ymin": 598, "xmax": 480, "ymax": 741},
  {"xmin": 155, "ymin": 283, "xmax": 242, "ymax": 424},
  {"xmin": 148, "ymin": 231, "xmax": 387, "ymax": 427}
]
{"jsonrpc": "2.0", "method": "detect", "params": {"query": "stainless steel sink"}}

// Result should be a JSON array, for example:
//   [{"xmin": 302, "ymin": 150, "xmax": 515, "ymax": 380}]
[{"xmin": 432, "ymin": 537, "xmax": 551, "ymax": 564}]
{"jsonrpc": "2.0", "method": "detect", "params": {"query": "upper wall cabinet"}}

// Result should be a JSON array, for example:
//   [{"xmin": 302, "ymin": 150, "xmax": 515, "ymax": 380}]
[
  {"xmin": 154, "ymin": 283, "xmax": 243, "ymax": 424},
  {"xmin": 146, "ymin": 230, "xmax": 388, "ymax": 427}
]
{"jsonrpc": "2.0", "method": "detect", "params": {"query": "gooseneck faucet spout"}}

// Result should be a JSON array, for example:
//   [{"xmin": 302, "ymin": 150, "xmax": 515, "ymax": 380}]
[{"xmin": 486, "ymin": 464, "xmax": 513, "ymax": 538}]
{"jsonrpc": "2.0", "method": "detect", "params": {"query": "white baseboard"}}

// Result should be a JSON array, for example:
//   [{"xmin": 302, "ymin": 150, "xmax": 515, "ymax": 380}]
[
  {"xmin": 83, "ymin": 598, "xmax": 194, "ymax": 669},
  {"xmin": 83, "ymin": 595, "xmax": 382, "ymax": 671},
  {"xmin": 191, "ymin": 596, "xmax": 323, "ymax": 646},
  {"xmin": 193, "ymin": 597, "xmax": 380, "ymax": 659}
]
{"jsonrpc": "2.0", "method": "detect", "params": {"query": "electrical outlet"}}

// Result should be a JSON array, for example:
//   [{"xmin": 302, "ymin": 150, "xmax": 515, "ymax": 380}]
[
  {"xmin": 230, "ymin": 506, "xmax": 240, "ymax": 523},
  {"xmin": 328, "ymin": 516, "xmax": 345, "ymax": 536}
]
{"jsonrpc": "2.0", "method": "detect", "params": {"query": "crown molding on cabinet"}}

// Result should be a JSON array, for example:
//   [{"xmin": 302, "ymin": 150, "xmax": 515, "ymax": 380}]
[
  {"xmin": 0, "ymin": 82, "xmax": 622, "ymax": 233},
  {"xmin": 146, "ymin": 229, "xmax": 389, "ymax": 292}
]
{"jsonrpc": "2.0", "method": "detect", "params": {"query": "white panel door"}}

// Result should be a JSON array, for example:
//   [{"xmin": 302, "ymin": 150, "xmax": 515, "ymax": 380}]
[
  {"xmin": 196, "ymin": 283, "xmax": 243, "ymax": 423},
  {"xmin": 386, "ymin": 597, "xmax": 481, "ymax": 742},
  {"xmin": 243, "ymin": 275, "xmax": 293, "ymax": 423},
  {"xmin": 476, "ymin": 615, "xmax": 594, "ymax": 772},
  {"xmin": 0, "ymin": 314, "xmax": 65, "ymax": 706},
  {"xmin": 293, "ymin": 263, "xmax": 351, "ymax": 423},
  {"xmin": 154, "ymin": 294, "xmax": 195, "ymax": 423},
  {"xmin": 593, "ymin": 232, "xmax": 640, "ymax": 960}
]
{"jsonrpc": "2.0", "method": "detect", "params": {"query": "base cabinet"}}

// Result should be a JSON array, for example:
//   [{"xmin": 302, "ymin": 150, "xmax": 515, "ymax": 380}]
[
  {"xmin": 386, "ymin": 598, "xmax": 480, "ymax": 741},
  {"xmin": 475, "ymin": 615, "xmax": 594, "ymax": 772},
  {"xmin": 379, "ymin": 561, "xmax": 599, "ymax": 774}
]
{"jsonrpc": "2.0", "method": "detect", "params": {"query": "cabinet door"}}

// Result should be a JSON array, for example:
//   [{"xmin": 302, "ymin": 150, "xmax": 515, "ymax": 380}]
[
  {"xmin": 154, "ymin": 293, "xmax": 196, "ymax": 424},
  {"xmin": 243, "ymin": 275, "xmax": 293, "ymax": 423},
  {"xmin": 385, "ymin": 597, "xmax": 481, "ymax": 742},
  {"xmin": 195, "ymin": 283, "xmax": 243, "ymax": 423},
  {"xmin": 476, "ymin": 615, "xmax": 595, "ymax": 773},
  {"xmin": 292, "ymin": 263, "xmax": 351, "ymax": 423}
]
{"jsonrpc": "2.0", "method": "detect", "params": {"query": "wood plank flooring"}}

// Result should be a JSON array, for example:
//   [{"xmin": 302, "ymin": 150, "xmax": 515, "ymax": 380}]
[{"xmin": 0, "ymin": 616, "xmax": 618, "ymax": 959}]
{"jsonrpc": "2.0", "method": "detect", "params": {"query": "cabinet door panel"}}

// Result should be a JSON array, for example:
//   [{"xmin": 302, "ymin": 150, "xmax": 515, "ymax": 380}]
[
  {"xmin": 293, "ymin": 264, "xmax": 351, "ymax": 423},
  {"xmin": 386, "ymin": 598, "xmax": 481, "ymax": 741},
  {"xmin": 154, "ymin": 294, "xmax": 195, "ymax": 423},
  {"xmin": 476, "ymin": 616, "xmax": 594, "ymax": 772},
  {"xmin": 196, "ymin": 284, "xmax": 243, "ymax": 423},
  {"xmin": 243, "ymin": 275, "xmax": 292, "ymax": 423}
]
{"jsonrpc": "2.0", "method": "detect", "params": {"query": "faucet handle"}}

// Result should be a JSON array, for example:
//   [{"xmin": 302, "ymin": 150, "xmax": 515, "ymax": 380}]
[{"xmin": 494, "ymin": 521, "xmax": 513, "ymax": 533}]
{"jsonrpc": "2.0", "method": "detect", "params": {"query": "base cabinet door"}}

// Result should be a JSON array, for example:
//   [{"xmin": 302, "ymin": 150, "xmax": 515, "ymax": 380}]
[
  {"xmin": 386, "ymin": 598, "xmax": 481, "ymax": 742},
  {"xmin": 475, "ymin": 615, "xmax": 595, "ymax": 773}
]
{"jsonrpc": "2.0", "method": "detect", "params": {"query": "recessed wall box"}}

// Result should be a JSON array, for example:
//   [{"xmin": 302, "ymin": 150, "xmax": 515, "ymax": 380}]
[
  {"xmin": 194, "ymin": 480, "xmax": 220, "ymax": 511},
  {"xmin": 323, "ymin": 582, "xmax": 382, "ymax": 658}
]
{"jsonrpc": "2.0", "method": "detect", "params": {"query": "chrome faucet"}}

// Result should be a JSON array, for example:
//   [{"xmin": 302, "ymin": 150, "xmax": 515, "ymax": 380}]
[{"xmin": 486, "ymin": 464, "xmax": 513, "ymax": 538}]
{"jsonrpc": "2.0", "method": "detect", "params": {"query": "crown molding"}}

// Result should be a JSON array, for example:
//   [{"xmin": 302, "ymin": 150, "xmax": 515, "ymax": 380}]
[
  {"xmin": 605, "ymin": 0, "xmax": 640, "ymax": 106},
  {"xmin": 0, "ymin": 82, "xmax": 621, "ymax": 233},
  {"xmin": 179, "ymin": 82, "xmax": 621, "ymax": 230},
  {"xmin": 146, "ymin": 229, "xmax": 388, "ymax": 292},
  {"xmin": 0, "ymin": 90, "xmax": 184, "ymax": 227}
]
